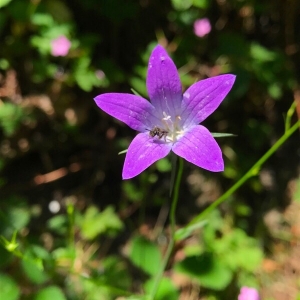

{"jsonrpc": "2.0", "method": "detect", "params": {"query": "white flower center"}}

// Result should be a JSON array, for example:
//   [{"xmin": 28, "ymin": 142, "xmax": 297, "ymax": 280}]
[{"xmin": 160, "ymin": 111, "xmax": 184, "ymax": 143}]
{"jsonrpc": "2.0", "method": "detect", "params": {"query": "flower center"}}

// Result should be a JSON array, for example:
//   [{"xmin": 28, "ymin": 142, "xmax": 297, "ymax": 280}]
[{"xmin": 160, "ymin": 112, "xmax": 184, "ymax": 143}]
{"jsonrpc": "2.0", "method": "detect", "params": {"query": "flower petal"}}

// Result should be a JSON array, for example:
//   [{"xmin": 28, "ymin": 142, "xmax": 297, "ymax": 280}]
[
  {"xmin": 146, "ymin": 45, "xmax": 182, "ymax": 119},
  {"xmin": 180, "ymin": 74, "xmax": 236, "ymax": 128},
  {"xmin": 172, "ymin": 125, "xmax": 224, "ymax": 172},
  {"xmin": 122, "ymin": 132, "xmax": 172, "ymax": 179},
  {"xmin": 94, "ymin": 93, "xmax": 160, "ymax": 131}
]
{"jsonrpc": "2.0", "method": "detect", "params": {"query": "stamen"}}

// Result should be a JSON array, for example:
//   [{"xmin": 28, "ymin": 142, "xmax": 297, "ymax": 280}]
[
  {"xmin": 161, "ymin": 111, "xmax": 173, "ymax": 131},
  {"xmin": 159, "ymin": 112, "xmax": 184, "ymax": 143},
  {"xmin": 162, "ymin": 112, "xmax": 171, "ymax": 121}
]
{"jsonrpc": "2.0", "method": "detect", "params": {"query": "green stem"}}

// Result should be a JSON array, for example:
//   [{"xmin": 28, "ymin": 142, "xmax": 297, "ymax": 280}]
[
  {"xmin": 285, "ymin": 101, "xmax": 296, "ymax": 132},
  {"xmin": 170, "ymin": 158, "xmax": 184, "ymax": 234},
  {"xmin": 67, "ymin": 202, "xmax": 75, "ymax": 248},
  {"xmin": 149, "ymin": 157, "xmax": 184, "ymax": 300},
  {"xmin": 188, "ymin": 119, "xmax": 300, "ymax": 226}
]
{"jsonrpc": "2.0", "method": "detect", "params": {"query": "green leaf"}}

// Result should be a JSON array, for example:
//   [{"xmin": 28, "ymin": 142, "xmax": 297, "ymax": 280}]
[
  {"xmin": 7, "ymin": 204, "xmax": 30, "ymax": 231},
  {"xmin": 52, "ymin": 247, "xmax": 75, "ymax": 267},
  {"xmin": 293, "ymin": 177, "xmax": 300, "ymax": 203},
  {"xmin": 123, "ymin": 181, "xmax": 143, "ymax": 202},
  {"xmin": 144, "ymin": 277, "xmax": 179, "ymax": 300},
  {"xmin": 156, "ymin": 157, "xmax": 171, "ymax": 172},
  {"xmin": 175, "ymin": 220, "xmax": 208, "ymax": 241},
  {"xmin": 171, "ymin": 0, "xmax": 193, "ymax": 10},
  {"xmin": 34, "ymin": 286, "xmax": 66, "ymax": 300},
  {"xmin": 129, "ymin": 77, "xmax": 147, "ymax": 97},
  {"xmin": 31, "ymin": 13, "xmax": 54, "ymax": 26},
  {"xmin": 129, "ymin": 236, "xmax": 162, "ymax": 276},
  {"xmin": 102, "ymin": 255, "xmax": 131, "ymax": 290},
  {"xmin": 130, "ymin": 88, "xmax": 142, "ymax": 97},
  {"xmin": 30, "ymin": 36, "xmax": 51, "ymax": 55},
  {"xmin": 0, "ymin": 0, "xmax": 12, "ymax": 9},
  {"xmin": 250, "ymin": 43, "xmax": 276, "ymax": 62},
  {"xmin": 118, "ymin": 149, "xmax": 128, "ymax": 155},
  {"xmin": 210, "ymin": 229, "xmax": 263, "ymax": 272},
  {"xmin": 47, "ymin": 214, "xmax": 68, "ymax": 235},
  {"xmin": 0, "ymin": 58, "xmax": 9, "ymax": 70},
  {"xmin": 0, "ymin": 103, "xmax": 24, "ymax": 136},
  {"xmin": 175, "ymin": 253, "xmax": 232, "ymax": 290},
  {"xmin": 0, "ymin": 196, "xmax": 30, "ymax": 236},
  {"xmin": 21, "ymin": 246, "xmax": 50, "ymax": 284},
  {"xmin": 123, "ymin": 297, "xmax": 150, "ymax": 300},
  {"xmin": 268, "ymin": 83, "xmax": 282, "ymax": 99},
  {"xmin": 0, "ymin": 273, "xmax": 20, "ymax": 300},
  {"xmin": 193, "ymin": 0, "xmax": 209, "ymax": 9},
  {"xmin": 211, "ymin": 132, "xmax": 237, "ymax": 138},
  {"xmin": 79, "ymin": 206, "xmax": 123, "ymax": 240},
  {"xmin": 235, "ymin": 247, "xmax": 263, "ymax": 272},
  {"xmin": 73, "ymin": 56, "xmax": 107, "ymax": 91}
]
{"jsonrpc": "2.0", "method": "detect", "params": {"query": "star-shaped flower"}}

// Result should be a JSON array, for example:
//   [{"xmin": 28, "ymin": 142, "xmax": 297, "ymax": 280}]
[{"xmin": 94, "ymin": 45, "xmax": 236, "ymax": 179}]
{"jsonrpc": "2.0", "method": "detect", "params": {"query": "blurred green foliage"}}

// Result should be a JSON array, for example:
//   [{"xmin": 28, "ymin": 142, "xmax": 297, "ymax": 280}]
[
  {"xmin": 0, "ymin": 0, "xmax": 299, "ymax": 299},
  {"xmin": 0, "ymin": 272, "xmax": 20, "ymax": 300},
  {"xmin": 175, "ymin": 211, "xmax": 262, "ymax": 291}
]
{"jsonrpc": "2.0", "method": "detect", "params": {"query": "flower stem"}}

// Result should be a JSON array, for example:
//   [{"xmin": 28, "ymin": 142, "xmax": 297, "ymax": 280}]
[
  {"xmin": 187, "ymin": 119, "xmax": 300, "ymax": 227},
  {"xmin": 149, "ymin": 157, "xmax": 184, "ymax": 299},
  {"xmin": 285, "ymin": 101, "xmax": 296, "ymax": 132}
]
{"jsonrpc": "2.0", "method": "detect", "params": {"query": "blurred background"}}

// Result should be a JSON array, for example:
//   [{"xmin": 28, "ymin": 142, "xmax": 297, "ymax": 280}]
[{"xmin": 0, "ymin": 0, "xmax": 299, "ymax": 299}]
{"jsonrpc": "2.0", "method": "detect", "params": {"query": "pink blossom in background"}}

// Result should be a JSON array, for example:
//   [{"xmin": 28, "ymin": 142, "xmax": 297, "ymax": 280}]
[
  {"xmin": 194, "ymin": 18, "xmax": 211, "ymax": 37},
  {"xmin": 95, "ymin": 70, "xmax": 105, "ymax": 80},
  {"xmin": 51, "ymin": 36, "xmax": 71, "ymax": 57},
  {"xmin": 238, "ymin": 287, "xmax": 260, "ymax": 300}
]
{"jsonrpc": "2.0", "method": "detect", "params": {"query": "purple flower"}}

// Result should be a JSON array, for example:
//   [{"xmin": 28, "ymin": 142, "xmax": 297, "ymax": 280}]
[
  {"xmin": 94, "ymin": 45, "xmax": 235, "ymax": 179},
  {"xmin": 194, "ymin": 18, "xmax": 211, "ymax": 37},
  {"xmin": 238, "ymin": 287, "xmax": 260, "ymax": 300},
  {"xmin": 50, "ymin": 35, "xmax": 71, "ymax": 57}
]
